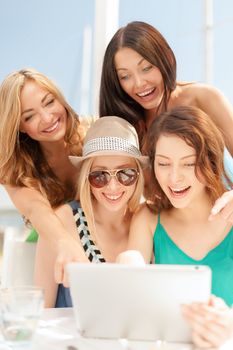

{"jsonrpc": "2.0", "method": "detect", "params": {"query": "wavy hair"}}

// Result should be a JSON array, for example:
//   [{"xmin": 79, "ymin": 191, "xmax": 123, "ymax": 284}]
[
  {"xmin": 99, "ymin": 21, "xmax": 176, "ymax": 142},
  {"xmin": 146, "ymin": 106, "xmax": 233, "ymax": 211},
  {"xmin": 0, "ymin": 68, "xmax": 83, "ymax": 207}
]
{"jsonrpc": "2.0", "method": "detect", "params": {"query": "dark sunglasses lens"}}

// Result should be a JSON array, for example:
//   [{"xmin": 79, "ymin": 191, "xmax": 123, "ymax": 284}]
[
  {"xmin": 117, "ymin": 169, "xmax": 138, "ymax": 186},
  {"xmin": 88, "ymin": 171, "xmax": 109, "ymax": 188}
]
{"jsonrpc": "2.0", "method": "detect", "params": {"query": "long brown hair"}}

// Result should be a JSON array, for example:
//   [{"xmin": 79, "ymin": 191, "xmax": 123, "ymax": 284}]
[
  {"xmin": 146, "ymin": 106, "xmax": 233, "ymax": 211},
  {"xmin": 0, "ymin": 68, "xmax": 83, "ymax": 207},
  {"xmin": 99, "ymin": 21, "xmax": 176, "ymax": 142}
]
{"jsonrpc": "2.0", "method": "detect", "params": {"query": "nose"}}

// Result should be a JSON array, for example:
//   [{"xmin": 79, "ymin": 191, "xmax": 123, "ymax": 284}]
[
  {"xmin": 134, "ymin": 73, "xmax": 145, "ymax": 88},
  {"xmin": 40, "ymin": 110, "xmax": 53, "ymax": 122},
  {"xmin": 168, "ymin": 166, "xmax": 184, "ymax": 184},
  {"xmin": 106, "ymin": 176, "xmax": 121, "ymax": 190}
]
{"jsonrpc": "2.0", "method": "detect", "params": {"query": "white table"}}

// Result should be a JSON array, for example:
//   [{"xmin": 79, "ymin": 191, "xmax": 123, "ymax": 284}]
[{"xmin": 11, "ymin": 308, "xmax": 233, "ymax": 350}]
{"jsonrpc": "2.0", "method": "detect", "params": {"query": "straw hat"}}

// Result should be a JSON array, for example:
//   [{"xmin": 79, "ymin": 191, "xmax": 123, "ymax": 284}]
[{"xmin": 69, "ymin": 116, "xmax": 149, "ymax": 168}]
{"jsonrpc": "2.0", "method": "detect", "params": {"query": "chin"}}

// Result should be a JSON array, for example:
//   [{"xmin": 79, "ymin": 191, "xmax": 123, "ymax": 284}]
[
  {"xmin": 104, "ymin": 203, "xmax": 127, "ymax": 212},
  {"xmin": 169, "ymin": 199, "xmax": 189, "ymax": 209},
  {"xmin": 54, "ymin": 129, "xmax": 66, "ymax": 141}
]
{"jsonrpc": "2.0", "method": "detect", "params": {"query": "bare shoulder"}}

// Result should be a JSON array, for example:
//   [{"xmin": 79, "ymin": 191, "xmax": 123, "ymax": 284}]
[
  {"xmin": 185, "ymin": 83, "xmax": 229, "ymax": 106},
  {"xmin": 191, "ymin": 82, "xmax": 224, "ymax": 98},
  {"xmin": 175, "ymin": 82, "xmax": 233, "ymax": 153},
  {"xmin": 176, "ymin": 82, "xmax": 231, "ymax": 110},
  {"xmin": 132, "ymin": 203, "xmax": 158, "ymax": 230},
  {"xmin": 178, "ymin": 82, "xmax": 220, "ymax": 98}
]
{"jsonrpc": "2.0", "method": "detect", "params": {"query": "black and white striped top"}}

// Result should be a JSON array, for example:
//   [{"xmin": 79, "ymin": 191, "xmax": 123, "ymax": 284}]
[
  {"xmin": 69, "ymin": 200, "xmax": 105, "ymax": 263},
  {"xmin": 55, "ymin": 200, "xmax": 105, "ymax": 308}
]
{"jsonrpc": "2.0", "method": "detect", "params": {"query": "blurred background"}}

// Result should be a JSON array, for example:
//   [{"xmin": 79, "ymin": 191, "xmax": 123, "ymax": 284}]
[{"xmin": 0, "ymin": 0, "xmax": 233, "ymax": 229}]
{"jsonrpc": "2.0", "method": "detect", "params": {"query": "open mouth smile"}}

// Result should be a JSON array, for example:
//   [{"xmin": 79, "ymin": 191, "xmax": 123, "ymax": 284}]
[
  {"xmin": 43, "ymin": 119, "xmax": 60, "ymax": 133},
  {"xmin": 103, "ymin": 193, "xmax": 124, "ymax": 202},
  {"xmin": 169, "ymin": 186, "xmax": 191, "ymax": 198},
  {"xmin": 136, "ymin": 87, "xmax": 155, "ymax": 98}
]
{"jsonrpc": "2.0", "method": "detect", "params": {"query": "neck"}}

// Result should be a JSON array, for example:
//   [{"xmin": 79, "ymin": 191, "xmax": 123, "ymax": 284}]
[
  {"xmin": 170, "ymin": 193, "xmax": 213, "ymax": 223},
  {"xmin": 145, "ymin": 108, "xmax": 158, "ymax": 129},
  {"xmin": 40, "ymin": 140, "xmax": 67, "ymax": 160},
  {"xmin": 92, "ymin": 200, "xmax": 130, "ymax": 228}
]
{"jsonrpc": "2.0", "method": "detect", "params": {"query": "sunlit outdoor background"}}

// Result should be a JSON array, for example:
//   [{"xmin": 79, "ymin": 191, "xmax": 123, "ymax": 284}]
[{"xmin": 0, "ymin": 0, "xmax": 232, "ymax": 229}]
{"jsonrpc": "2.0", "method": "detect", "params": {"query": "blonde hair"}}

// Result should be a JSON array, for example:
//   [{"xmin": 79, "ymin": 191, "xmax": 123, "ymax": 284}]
[
  {"xmin": 0, "ymin": 68, "xmax": 83, "ymax": 207},
  {"xmin": 78, "ymin": 158, "xmax": 144, "ymax": 235}
]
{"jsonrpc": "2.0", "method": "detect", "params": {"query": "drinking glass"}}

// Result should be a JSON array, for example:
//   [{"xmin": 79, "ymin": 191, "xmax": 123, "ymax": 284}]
[{"xmin": 0, "ymin": 286, "xmax": 44, "ymax": 348}]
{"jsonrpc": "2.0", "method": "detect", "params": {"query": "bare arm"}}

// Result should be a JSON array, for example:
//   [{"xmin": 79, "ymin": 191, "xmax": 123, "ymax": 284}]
[
  {"xmin": 5, "ymin": 185, "xmax": 73, "ymax": 245},
  {"xmin": 194, "ymin": 85, "xmax": 233, "ymax": 224},
  {"xmin": 117, "ymin": 205, "xmax": 156, "ymax": 264},
  {"xmin": 196, "ymin": 84, "xmax": 233, "ymax": 156},
  {"xmin": 5, "ymin": 185, "xmax": 89, "ymax": 286},
  {"xmin": 35, "ymin": 203, "xmax": 85, "ymax": 306},
  {"xmin": 34, "ymin": 236, "xmax": 58, "ymax": 308}
]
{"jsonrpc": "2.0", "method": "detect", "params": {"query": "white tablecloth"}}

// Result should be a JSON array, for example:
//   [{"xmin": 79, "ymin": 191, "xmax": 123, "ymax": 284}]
[
  {"xmin": 33, "ymin": 308, "xmax": 192, "ymax": 350},
  {"xmin": 1, "ymin": 307, "xmax": 232, "ymax": 350}
]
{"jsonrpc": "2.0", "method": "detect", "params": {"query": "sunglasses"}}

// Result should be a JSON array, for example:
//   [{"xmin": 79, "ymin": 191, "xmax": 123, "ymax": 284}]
[{"xmin": 88, "ymin": 168, "xmax": 139, "ymax": 188}]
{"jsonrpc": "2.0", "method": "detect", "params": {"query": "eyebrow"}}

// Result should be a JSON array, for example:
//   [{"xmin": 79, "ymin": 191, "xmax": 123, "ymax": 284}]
[
  {"xmin": 21, "ymin": 92, "xmax": 51, "ymax": 115},
  {"xmin": 155, "ymin": 154, "xmax": 196, "ymax": 160},
  {"xmin": 116, "ymin": 57, "xmax": 145, "ymax": 71}
]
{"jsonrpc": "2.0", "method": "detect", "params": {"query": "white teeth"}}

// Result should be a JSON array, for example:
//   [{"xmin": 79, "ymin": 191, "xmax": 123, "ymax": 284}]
[
  {"xmin": 105, "ymin": 194, "xmax": 122, "ymax": 200},
  {"xmin": 170, "ymin": 187, "xmax": 189, "ymax": 193},
  {"xmin": 44, "ymin": 121, "xmax": 58, "ymax": 132},
  {"xmin": 137, "ymin": 88, "xmax": 154, "ymax": 97}
]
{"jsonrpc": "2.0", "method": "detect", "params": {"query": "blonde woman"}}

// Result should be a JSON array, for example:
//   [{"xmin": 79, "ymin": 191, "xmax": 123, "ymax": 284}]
[
  {"xmin": 35, "ymin": 116, "xmax": 148, "ymax": 307},
  {"xmin": 0, "ymin": 68, "xmax": 95, "ymax": 282}
]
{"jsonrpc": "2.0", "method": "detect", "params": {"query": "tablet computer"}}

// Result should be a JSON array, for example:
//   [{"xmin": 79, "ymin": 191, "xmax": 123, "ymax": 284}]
[{"xmin": 67, "ymin": 263, "xmax": 211, "ymax": 343}]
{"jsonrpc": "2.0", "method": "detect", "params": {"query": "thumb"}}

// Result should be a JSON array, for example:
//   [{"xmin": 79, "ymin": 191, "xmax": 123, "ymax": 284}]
[{"xmin": 209, "ymin": 294, "xmax": 227, "ymax": 308}]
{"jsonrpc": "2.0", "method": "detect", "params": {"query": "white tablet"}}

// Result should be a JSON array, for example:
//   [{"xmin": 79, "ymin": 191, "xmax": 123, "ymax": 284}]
[{"xmin": 67, "ymin": 263, "xmax": 211, "ymax": 343}]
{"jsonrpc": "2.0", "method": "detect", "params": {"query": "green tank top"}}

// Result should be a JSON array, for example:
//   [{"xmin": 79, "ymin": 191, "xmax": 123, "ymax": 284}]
[{"xmin": 153, "ymin": 214, "xmax": 233, "ymax": 306}]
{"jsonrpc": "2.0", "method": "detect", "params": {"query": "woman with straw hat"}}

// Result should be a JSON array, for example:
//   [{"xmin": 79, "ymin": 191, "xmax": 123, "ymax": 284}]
[{"xmin": 35, "ymin": 116, "xmax": 148, "ymax": 308}]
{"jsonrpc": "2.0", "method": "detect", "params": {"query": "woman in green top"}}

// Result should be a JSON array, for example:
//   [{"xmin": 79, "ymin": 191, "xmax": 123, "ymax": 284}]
[{"xmin": 118, "ymin": 106, "xmax": 233, "ymax": 349}]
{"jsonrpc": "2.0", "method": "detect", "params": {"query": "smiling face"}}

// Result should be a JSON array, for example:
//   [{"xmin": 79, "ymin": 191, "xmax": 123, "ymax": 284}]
[
  {"xmin": 154, "ymin": 135, "xmax": 207, "ymax": 208},
  {"xmin": 90, "ymin": 155, "xmax": 138, "ymax": 213},
  {"xmin": 114, "ymin": 47, "xmax": 164, "ymax": 112},
  {"xmin": 19, "ymin": 80, "xmax": 67, "ymax": 145}
]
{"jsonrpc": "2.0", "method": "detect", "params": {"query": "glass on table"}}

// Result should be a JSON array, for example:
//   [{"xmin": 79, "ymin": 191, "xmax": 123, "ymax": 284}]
[{"xmin": 0, "ymin": 286, "xmax": 44, "ymax": 348}]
